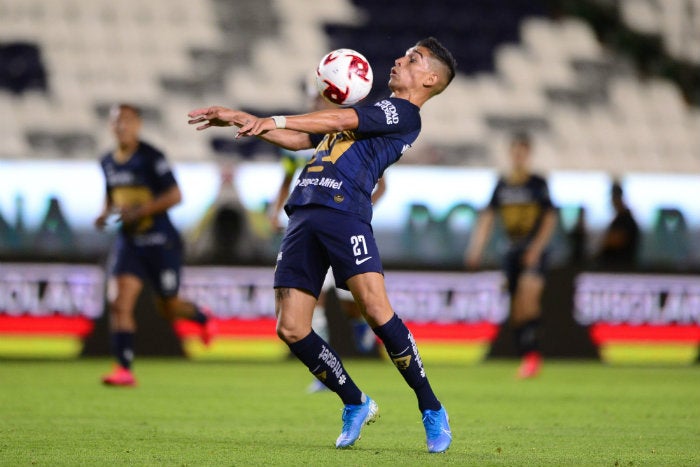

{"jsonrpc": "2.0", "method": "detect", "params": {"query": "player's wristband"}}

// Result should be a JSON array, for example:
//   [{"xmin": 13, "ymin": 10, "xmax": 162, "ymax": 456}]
[{"xmin": 271, "ymin": 115, "xmax": 286, "ymax": 129}]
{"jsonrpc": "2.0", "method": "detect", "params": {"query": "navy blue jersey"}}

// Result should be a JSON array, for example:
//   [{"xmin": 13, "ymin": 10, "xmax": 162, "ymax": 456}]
[
  {"xmin": 488, "ymin": 174, "xmax": 553, "ymax": 243},
  {"xmin": 100, "ymin": 141, "xmax": 179, "ymax": 239},
  {"xmin": 285, "ymin": 97, "xmax": 421, "ymax": 223}
]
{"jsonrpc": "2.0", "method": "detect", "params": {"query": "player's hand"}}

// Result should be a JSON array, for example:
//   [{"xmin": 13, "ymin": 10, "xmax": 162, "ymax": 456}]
[
  {"xmin": 236, "ymin": 117, "xmax": 275, "ymax": 138},
  {"xmin": 94, "ymin": 214, "xmax": 108, "ymax": 231},
  {"xmin": 268, "ymin": 212, "xmax": 283, "ymax": 233},
  {"xmin": 118, "ymin": 206, "xmax": 144, "ymax": 225},
  {"xmin": 187, "ymin": 106, "xmax": 237, "ymax": 130}
]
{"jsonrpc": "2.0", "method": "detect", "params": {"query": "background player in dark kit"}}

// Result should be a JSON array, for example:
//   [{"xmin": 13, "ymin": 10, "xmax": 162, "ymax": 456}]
[
  {"xmin": 465, "ymin": 132, "xmax": 557, "ymax": 379},
  {"xmin": 95, "ymin": 103, "xmax": 216, "ymax": 387}
]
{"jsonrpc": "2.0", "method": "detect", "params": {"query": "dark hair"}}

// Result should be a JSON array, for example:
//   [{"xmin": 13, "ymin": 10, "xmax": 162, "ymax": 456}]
[
  {"xmin": 511, "ymin": 131, "xmax": 531, "ymax": 147},
  {"xmin": 416, "ymin": 37, "xmax": 457, "ymax": 86},
  {"xmin": 111, "ymin": 102, "xmax": 142, "ymax": 118}
]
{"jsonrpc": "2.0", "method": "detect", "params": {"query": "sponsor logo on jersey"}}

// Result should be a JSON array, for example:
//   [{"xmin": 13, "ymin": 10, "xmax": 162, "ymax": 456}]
[
  {"xmin": 297, "ymin": 177, "xmax": 343, "ymax": 189},
  {"xmin": 376, "ymin": 100, "xmax": 399, "ymax": 124},
  {"xmin": 106, "ymin": 167, "xmax": 135, "ymax": 185}
]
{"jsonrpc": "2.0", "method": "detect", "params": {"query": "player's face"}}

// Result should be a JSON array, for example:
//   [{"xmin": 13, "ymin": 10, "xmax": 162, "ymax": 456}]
[
  {"xmin": 388, "ymin": 46, "xmax": 434, "ymax": 92},
  {"xmin": 110, "ymin": 107, "xmax": 141, "ymax": 146},
  {"xmin": 510, "ymin": 142, "xmax": 531, "ymax": 172}
]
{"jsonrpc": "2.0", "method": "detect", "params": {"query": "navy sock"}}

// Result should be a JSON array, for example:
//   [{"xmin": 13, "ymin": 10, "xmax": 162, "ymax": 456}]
[
  {"xmin": 514, "ymin": 319, "xmax": 541, "ymax": 356},
  {"xmin": 111, "ymin": 331, "xmax": 134, "ymax": 370},
  {"xmin": 287, "ymin": 330, "xmax": 363, "ymax": 405},
  {"xmin": 189, "ymin": 304, "xmax": 209, "ymax": 324},
  {"xmin": 373, "ymin": 314, "xmax": 441, "ymax": 412}
]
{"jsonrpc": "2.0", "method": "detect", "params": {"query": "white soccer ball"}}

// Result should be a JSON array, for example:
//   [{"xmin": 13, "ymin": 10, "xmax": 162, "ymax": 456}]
[{"xmin": 315, "ymin": 49, "xmax": 373, "ymax": 106}]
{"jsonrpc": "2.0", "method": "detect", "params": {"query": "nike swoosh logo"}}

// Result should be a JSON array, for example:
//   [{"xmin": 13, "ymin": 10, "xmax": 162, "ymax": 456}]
[
  {"xmin": 389, "ymin": 346, "xmax": 410, "ymax": 357},
  {"xmin": 355, "ymin": 256, "xmax": 372, "ymax": 265}
]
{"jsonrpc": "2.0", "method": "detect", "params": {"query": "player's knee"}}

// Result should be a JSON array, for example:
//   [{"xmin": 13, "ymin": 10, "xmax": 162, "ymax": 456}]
[
  {"xmin": 511, "ymin": 298, "xmax": 540, "ymax": 324},
  {"xmin": 358, "ymin": 303, "xmax": 391, "ymax": 328},
  {"xmin": 109, "ymin": 299, "xmax": 132, "ymax": 318},
  {"xmin": 276, "ymin": 321, "xmax": 306, "ymax": 344}
]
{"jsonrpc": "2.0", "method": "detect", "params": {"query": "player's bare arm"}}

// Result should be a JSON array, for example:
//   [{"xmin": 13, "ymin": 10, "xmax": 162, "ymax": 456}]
[
  {"xmin": 465, "ymin": 208, "xmax": 495, "ymax": 269},
  {"xmin": 188, "ymin": 106, "xmax": 359, "ymax": 150},
  {"xmin": 238, "ymin": 108, "xmax": 359, "ymax": 137},
  {"xmin": 187, "ymin": 106, "xmax": 251, "ymax": 129},
  {"xmin": 188, "ymin": 106, "xmax": 314, "ymax": 150},
  {"xmin": 94, "ymin": 199, "xmax": 113, "ymax": 230}
]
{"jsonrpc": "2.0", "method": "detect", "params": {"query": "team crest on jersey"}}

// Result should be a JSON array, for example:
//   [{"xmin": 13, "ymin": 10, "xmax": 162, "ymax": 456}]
[
  {"xmin": 391, "ymin": 355, "xmax": 412, "ymax": 370},
  {"xmin": 334, "ymin": 194, "xmax": 344, "ymax": 203}
]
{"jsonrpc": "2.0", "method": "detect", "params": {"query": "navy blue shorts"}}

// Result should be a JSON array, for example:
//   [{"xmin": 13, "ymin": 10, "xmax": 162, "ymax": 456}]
[
  {"xmin": 274, "ymin": 205, "xmax": 383, "ymax": 298},
  {"xmin": 110, "ymin": 232, "xmax": 183, "ymax": 298},
  {"xmin": 503, "ymin": 244, "xmax": 549, "ymax": 295}
]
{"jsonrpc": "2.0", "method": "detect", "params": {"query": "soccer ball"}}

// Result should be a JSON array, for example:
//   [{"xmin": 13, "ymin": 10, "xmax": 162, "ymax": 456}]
[{"xmin": 315, "ymin": 49, "xmax": 373, "ymax": 106}]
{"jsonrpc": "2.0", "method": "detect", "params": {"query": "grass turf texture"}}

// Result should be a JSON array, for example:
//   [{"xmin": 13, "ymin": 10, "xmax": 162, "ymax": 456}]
[{"xmin": 1, "ymin": 359, "xmax": 698, "ymax": 466}]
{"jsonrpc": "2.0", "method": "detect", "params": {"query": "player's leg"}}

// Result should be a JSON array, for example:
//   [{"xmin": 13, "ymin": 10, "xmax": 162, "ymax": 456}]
[
  {"xmin": 147, "ymin": 238, "xmax": 216, "ymax": 346},
  {"xmin": 275, "ymin": 286, "xmax": 378, "ymax": 448},
  {"xmin": 275, "ymin": 287, "xmax": 364, "ymax": 402},
  {"xmin": 512, "ymin": 271, "xmax": 545, "ymax": 378},
  {"xmin": 274, "ymin": 208, "xmax": 376, "ymax": 448},
  {"xmin": 155, "ymin": 296, "xmax": 217, "ymax": 346},
  {"xmin": 305, "ymin": 273, "xmax": 333, "ymax": 393},
  {"xmin": 102, "ymin": 273, "xmax": 142, "ymax": 386},
  {"xmin": 347, "ymin": 272, "xmax": 451, "ymax": 453},
  {"xmin": 347, "ymin": 272, "xmax": 440, "ymax": 406}
]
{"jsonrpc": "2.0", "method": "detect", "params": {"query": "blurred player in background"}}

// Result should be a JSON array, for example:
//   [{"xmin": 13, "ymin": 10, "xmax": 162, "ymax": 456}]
[
  {"xmin": 188, "ymin": 37, "xmax": 456, "ymax": 453},
  {"xmin": 94, "ymin": 103, "xmax": 216, "ymax": 387},
  {"xmin": 268, "ymin": 88, "xmax": 384, "ymax": 395},
  {"xmin": 465, "ymin": 132, "xmax": 557, "ymax": 379},
  {"xmin": 595, "ymin": 180, "xmax": 639, "ymax": 270}
]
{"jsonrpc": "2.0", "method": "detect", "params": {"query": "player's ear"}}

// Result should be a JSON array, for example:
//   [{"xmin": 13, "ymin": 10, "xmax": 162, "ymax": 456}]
[{"xmin": 423, "ymin": 71, "xmax": 440, "ymax": 91}]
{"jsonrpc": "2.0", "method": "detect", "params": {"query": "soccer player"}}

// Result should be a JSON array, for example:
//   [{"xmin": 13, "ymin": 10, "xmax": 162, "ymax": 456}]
[
  {"xmin": 188, "ymin": 37, "xmax": 456, "ymax": 453},
  {"xmin": 272, "ymin": 144, "xmax": 384, "ymax": 393},
  {"xmin": 95, "ymin": 103, "xmax": 216, "ymax": 387},
  {"xmin": 464, "ymin": 132, "xmax": 557, "ymax": 379},
  {"xmin": 269, "ymin": 103, "xmax": 385, "ymax": 369}
]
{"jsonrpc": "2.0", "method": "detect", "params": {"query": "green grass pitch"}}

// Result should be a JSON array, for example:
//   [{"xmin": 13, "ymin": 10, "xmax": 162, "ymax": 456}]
[{"xmin": 1, "ymin": 358, "xmax": 699, "ymax": 466}]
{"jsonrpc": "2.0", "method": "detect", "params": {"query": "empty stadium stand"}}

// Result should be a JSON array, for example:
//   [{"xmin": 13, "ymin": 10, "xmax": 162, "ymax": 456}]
[{"xmin": 0, "ymin": 0, "xmax": 697, "ymax": 174}]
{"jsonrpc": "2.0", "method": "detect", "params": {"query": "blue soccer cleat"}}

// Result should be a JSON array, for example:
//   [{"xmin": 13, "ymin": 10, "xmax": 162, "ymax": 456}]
[
  {"xmin": 335, "ymin": 396, "xmax": 379, "ymax": 448},
  {"xmin": 422, "ymin": 406, "xmax": 452, "ymax": 453}
]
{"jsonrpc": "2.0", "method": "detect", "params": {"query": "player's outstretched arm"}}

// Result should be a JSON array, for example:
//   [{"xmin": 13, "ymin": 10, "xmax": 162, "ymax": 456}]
[
  {"xmin": 237, "ymin": 108, "xmax": 359, "ymax": 138},
  {"xmin": 187, "ymin": 106, "xmax": 254, "ymax": 130},
  {"xmin": 188, "ymin": 106, "xmax": 314, "ymax": 151}
]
